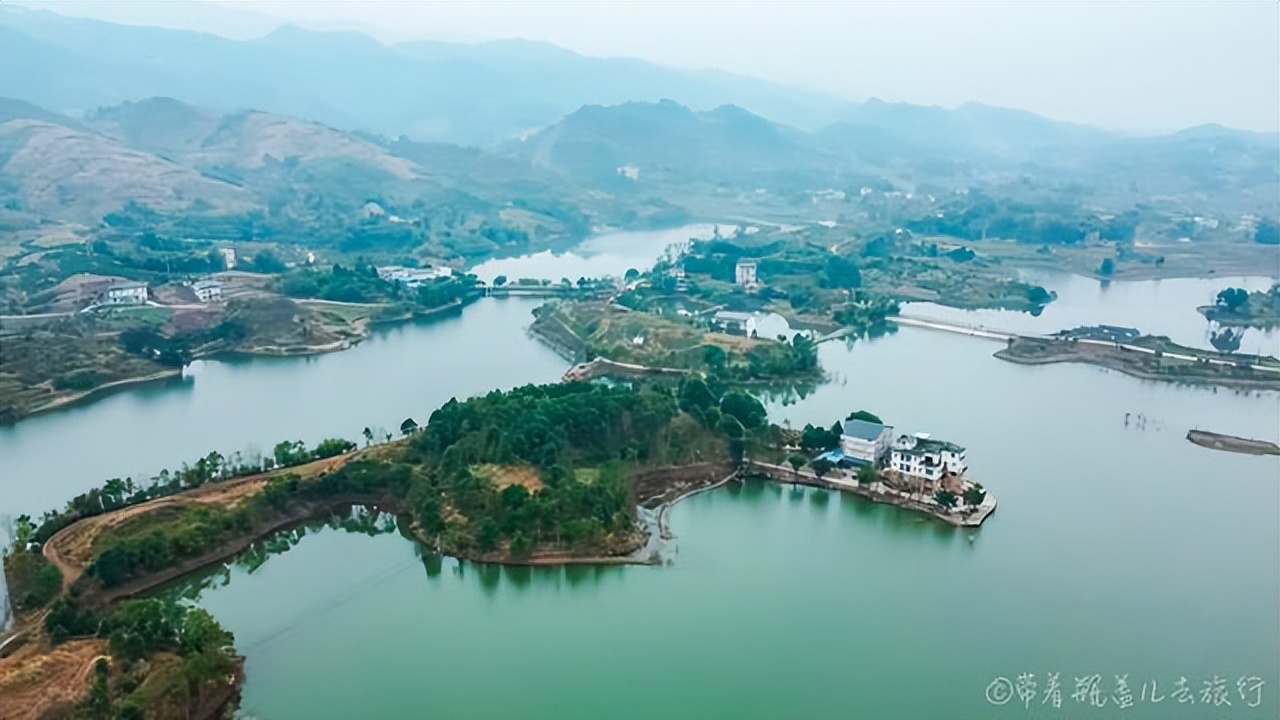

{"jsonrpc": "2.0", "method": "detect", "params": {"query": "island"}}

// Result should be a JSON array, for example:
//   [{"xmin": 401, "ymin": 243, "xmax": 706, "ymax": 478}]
[
  {"xmin": 993, "ymin": 325, "xmax": 1280, "ymax": 390},
  {"xmin": 2, "ymin": 379, "xmax": 994, "ymax": 718},
  {"xmin": 1197, "ymin": 284, "xmax": 1280, "ymax": 329},
  {"xmin": 1186, "ymin": 430, "xmax": 1280, "ymax": 456}
]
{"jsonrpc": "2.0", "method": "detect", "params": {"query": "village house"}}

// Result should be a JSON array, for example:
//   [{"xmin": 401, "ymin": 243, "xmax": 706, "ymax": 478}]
[
  {"xmin": 712, "ymin": 310, "xmax": 758, "ymax": 338},
  {"xmin": 219, "ymin": 248, "xmax": 236, "ymax": 269},
  {"xmin": 839, "ymin": 420, "xmax": 894, "ymax": 466},
  {"xmin": 105, "ymin": 280, "xmax": 148, "ymax": 305},
  {"xmin": 192, "ymin": 280, "xmax": 223, "ymax": 303},
  {"xmin": 734, "ymin": 259, "xmax": 758, "ymax": 287},
  {"xmin": 889, "ymin": 433, "xmax": 967, "ymax": 483},
  {"xmin": 376, "ymin": 265, "xmax": 452, "ymax": 289}
]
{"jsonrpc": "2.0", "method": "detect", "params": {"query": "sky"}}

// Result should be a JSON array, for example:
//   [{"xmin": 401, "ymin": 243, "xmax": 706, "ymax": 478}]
[{"xmin": 16, "ymin": 0, "xmax": 1280, "ymax": 133}]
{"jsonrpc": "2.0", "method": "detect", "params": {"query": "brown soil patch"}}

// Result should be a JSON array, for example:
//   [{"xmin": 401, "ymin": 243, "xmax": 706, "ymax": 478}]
[
  {"xmin": 475, "ymin": 464, "xmax": 544, "ymax": 492},
  {"xmin": 702, "ymin": 332, "xmax": 758, "ymax": 351},
  {"xmin": 0, "ymin": 638, "xmax": 107, "ymax": 720}
]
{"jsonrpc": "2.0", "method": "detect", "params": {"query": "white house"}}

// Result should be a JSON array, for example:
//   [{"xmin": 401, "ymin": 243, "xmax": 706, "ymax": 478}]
[
  {"xmin": 713, "ymin": 310, "xmax": 758, "ymax": 338},
  {"xmin": 192, "ymin": 280, "xmax": 223, "ymax": 303},
  {"xmin": 734, "ymin": 259, "xmax": 758, "ymax": 287},
  {"xmin": 376, "ymin": 265, "xmax": 451, "ymax": 289},
  {"xmin": 219, "ymin": 248, "xmax": 236, "ymax": 269},
  {"xmin": 839, "ymin": 420, "xmax": 894, "ymax": 465},
  {"xmin": 105, "ymin": 281, "xmax": 148, "ymax": 305},
  {"xmin": 889, "ymin": 433, "xmax": 967, "ymax": 483}
]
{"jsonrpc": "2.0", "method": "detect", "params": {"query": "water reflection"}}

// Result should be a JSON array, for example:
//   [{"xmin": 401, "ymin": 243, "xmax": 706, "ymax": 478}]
[{"xmin": 161, "ymin": 505, "xmax": 402, "ymax": 602}]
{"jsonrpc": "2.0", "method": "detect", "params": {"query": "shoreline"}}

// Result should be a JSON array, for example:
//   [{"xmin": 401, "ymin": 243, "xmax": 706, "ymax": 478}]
[
  {"xmin": 994, "ymin": 343, "xmax": 1280, "ymax": 391},
  {"xmin": 20, "ymin": 368, "xmax": 184, "ymax": 422},
  {"xmin": 742, "ymin": 460, "xmax": 997, "ymax": 528}
]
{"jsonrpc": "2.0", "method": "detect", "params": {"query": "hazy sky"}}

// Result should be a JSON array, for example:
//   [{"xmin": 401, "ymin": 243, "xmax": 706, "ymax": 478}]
[{"xmin": 19, "ymin": 1, "xmax": 1280, "ymax": 132}]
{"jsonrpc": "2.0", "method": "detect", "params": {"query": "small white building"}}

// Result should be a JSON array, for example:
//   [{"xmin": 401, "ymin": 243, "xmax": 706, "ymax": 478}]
[
  {"xmin": 105, "ymin": 281, "xmax": 148, "ymax": 305},
  {"xmin": 839, "ymin": 420, "xmax": 894, "ymax": 465},
  {"xmin": 713, "ymin": 311, "xmax": 758, "ymax": 338},
  {"xmin": 192, "ymin": 280, "xmax": 223, "ymax": 303},
  {"xmin": 734, "ymin": 259, "xmax": 758, "ymax": 287},
  {"xmin": 376, "ymin": 265, "xmax": 452, "ymax": 289},
  {"xmin": 219, "ymin": 248, "xmax": 236, "ymax": 269},
  {"xmin": 889, "ymin": 433, "xmax": 967, "ymax": 483}
]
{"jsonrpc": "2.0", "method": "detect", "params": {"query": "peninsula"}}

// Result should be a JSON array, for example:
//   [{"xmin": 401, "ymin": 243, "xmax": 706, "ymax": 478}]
[{"xmin": 2, "ymin": 380, "xmax": 994, "ymax": 718}]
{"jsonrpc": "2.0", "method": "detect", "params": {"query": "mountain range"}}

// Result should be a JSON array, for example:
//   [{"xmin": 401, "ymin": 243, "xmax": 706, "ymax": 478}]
[
  {"xmin": 2, "ymin": 91, "xmax": 1277, "ymax": 232},
  {"xmin": 1, "ymin": 5, "xmax": 1276, "ymax": 235},
  {"xmin": 0, "ymin": 4, "xmax": 850, "ymax": 147}
]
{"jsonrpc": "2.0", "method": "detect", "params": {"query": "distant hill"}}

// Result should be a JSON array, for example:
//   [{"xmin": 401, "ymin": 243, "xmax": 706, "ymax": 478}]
[
  {"xmin": 0, "ymin": 5, "xmax": 852, "ymax": 146},
  {"xmin": 0, "ymin": 102, "xmax": 252, "ymax": 221},
  {"xmin": 507, "ymin": 100, "xmax": 840, "ymax": 191}
]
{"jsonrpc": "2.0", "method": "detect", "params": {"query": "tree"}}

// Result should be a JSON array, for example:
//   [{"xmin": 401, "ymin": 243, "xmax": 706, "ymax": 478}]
[
  {"xmin": 934, "ymin": 490, "xmax": 958, "ymax": 508},
  {"xmin": 1216, "ymin": 287, "xmax": 1248, "ymax": 311},
  {"xmin": 845, "ymin": 410, "xmax": 882, "ymax": 425},
  {"xmin": 509, "ymin": 531, "xmax": 532, "ymax": 558},
  {"xmin": 477, "ymin": 519, "xmax": 500, "ymax": 550},
  {"xmin": 857, "ymin": 464, "xmax": 878, "ymax": 485},
  {"xmin": 493, "ymin": 275, "xmax": 508, "ymax": 287},
  {"xmin": 400, "ymin": 418, "xmax": 419, "ymax": 436},
  {"xmin": 250, "ymin": 250, "xmax": 287, "ymax": 274},
  {"xmin": 810, "ymin": 458, "xmax": 834, "ymax": 478},
  {"xmin": 719, "ymin": 391, "xmax": 766, "ymax": 430},
  {"xmin": 800, "ymin": 423, "xmax": 840, "ymax": 451},
  {"xmin": 824, "ymin": 255, "xmax": 862, "ymax": 288},
  {"xmin": 963, "ymin": 484, "xmax": 987, "ymax": 507},
  {"xmin": 362, "ymin": 427, "xmax": 374, "ymax": 446},
  {"xmin": 787, "ymin": 454, "xmax": 806, "ymax": 475},
  {"xmin": 13, "ymin": 513, "xmax": 36, "ymax": 547},
  {"xmin": 1098, "ymin": 258, "xmax": 1115, "ymax": 276},
  {"xmin": 624, "ymin": 268, "xmax": 640, "ymax": 282}
]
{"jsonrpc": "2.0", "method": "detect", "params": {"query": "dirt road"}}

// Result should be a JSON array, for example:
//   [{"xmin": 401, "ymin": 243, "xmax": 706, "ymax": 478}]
[{"xmin": 42, "ymin": 453, "xmax": 354, "ymax": 590}]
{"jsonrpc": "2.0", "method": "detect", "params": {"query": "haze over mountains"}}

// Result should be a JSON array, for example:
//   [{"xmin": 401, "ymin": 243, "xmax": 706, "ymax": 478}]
[
  {"xmin": 1, "ymin": 4, "xmax": 1277, "ymax": 236},
  {"xmin": 1, "ymin": 4, "xmax": 849, "ymax": 146}
]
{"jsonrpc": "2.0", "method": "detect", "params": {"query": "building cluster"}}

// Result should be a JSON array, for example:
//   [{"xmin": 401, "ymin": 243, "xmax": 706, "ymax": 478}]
[
  {"xmin": 376, "ymin": 265, "xmax": 453, "ymax": 289},
  {"xmin": 824, "ymin": 418, "xmax": 968, "ymax": 486}
]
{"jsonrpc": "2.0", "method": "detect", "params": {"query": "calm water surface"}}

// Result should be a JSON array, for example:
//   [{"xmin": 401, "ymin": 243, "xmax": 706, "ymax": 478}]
[
  {"xmin": 1, "ymin": 230, "xmax": 1276, "ymax": 719},
  {"xmin": 905, "ymin": 272, "xmax": 1277, "ymax": 354},
  {"xmin": 469, "ymin": 224, "xmax": 716, "ymax": 284}
]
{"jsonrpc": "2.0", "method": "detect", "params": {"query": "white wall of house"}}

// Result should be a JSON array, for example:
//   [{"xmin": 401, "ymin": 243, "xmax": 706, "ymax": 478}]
[
  {"xmin": 840, "ymin": 425, "xmax": 892, "ymax": 464},
  {"xmin": 106, "ymin": 285, "xmax": 147, "ymax": 304}
]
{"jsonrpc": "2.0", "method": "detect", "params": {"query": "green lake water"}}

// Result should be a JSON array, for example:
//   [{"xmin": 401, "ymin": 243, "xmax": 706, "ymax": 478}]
[{"xmin": 1, "ymin": 227, "xmax": 1276, "ymax": 718}]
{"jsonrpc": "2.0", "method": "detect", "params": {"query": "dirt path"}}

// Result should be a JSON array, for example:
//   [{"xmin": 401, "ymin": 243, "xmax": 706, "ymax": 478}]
[
  {"xmin": 0, "ymin": 638, "xmax": 108, "ymax": 720},
  {"xmin": 43, "ymin": 453, "xmax": 354, "ymax": 590}
]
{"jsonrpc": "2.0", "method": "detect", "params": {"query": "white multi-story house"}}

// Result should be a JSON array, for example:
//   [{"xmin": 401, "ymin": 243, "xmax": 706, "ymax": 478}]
[
  {"xmin": 734, "ymin": 259, "xmax": 758, "ymax": 287},
  {"xmin": 219, "ymin": 248, "xmax": 236, "ymax": 269},
  {"xmin": 839, "ymin": 420, "xmax": 894, "ymax": 465},
  {"xmin": 192, "ymin": 280, "xmax": 223, "ymax": 303},
  {"xmin": 105, "ymin": 281, "xmax": 148, "ymax": 305},
  {"xmin": 889, "ymin": 433, "xmax": 967, "ymax": 483}
]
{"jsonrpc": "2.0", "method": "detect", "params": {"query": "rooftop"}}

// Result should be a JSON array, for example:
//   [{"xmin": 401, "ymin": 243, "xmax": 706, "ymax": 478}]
[
  {"xmin": 842, "ymin": 419, "xmax": 888, "ymax": 441},
  {"xmin": 108, "ymin": 281, "xmax": 147, "ymax": 290},
  {"xmin": 895, "ymin": 434, "xmax": 965, "ymax": 454}
]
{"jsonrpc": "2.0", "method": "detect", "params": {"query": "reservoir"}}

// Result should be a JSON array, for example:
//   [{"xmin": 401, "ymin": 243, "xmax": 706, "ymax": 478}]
[{"xmin": 1, "ymin": 226, "xmax": 1276, "ymax": 718}]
